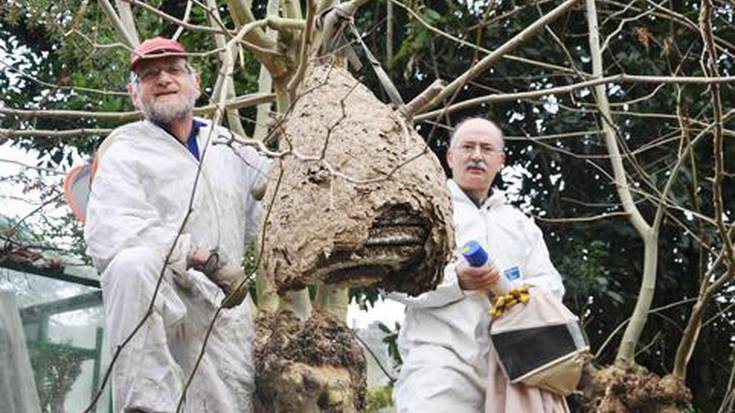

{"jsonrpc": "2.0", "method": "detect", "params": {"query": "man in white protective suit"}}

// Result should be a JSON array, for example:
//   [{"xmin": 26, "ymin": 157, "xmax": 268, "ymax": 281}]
[
  {"xmin": 84, "ymin": 37, "xmax": 269, "ymax": 413},
  {"xmin": 390, "ymin": 118, "xmax": 566, "ymax": 412}
]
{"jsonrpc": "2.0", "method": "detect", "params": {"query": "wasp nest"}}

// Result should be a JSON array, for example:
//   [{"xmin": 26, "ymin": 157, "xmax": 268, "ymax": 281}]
[{"xmin": 261, "ymin": 65, "xmax": 454, "ymax": 296}]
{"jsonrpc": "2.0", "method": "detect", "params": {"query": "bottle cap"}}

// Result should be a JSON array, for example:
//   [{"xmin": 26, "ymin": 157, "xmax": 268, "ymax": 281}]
[{"xmin": 462, "ymin": 241, "xmax": 488, "ymax": 267}]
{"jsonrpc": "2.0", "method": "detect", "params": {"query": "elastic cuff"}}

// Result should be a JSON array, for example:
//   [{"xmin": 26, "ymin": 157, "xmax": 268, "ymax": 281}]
[{"xmin": 451, "ymin": 279, "xmax": 467, "ymax": 299}]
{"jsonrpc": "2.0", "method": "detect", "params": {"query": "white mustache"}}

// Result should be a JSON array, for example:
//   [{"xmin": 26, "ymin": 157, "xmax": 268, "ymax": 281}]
[{"xmin": 465, "ymin": 161, "xmax": 487, "ymax": 171}]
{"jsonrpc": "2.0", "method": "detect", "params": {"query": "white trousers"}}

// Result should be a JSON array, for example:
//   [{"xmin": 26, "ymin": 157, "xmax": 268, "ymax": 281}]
[
  {"xmin": 394, "ymin": 344, "xmax": 488, "ymax": 413},
  {"xmin": 100, "ymin": 247, "xmax": 254, "ymax": 413}
]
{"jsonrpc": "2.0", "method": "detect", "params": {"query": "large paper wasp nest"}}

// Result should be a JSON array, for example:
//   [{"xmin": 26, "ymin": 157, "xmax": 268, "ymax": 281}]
[{"xmin": 261, "ymin": 65, "xmax": 454, "ymax": 296}]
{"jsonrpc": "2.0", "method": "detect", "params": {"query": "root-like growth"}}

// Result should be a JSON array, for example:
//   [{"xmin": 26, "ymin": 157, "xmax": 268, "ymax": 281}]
[
  {"xmin": 254, "ymin": 310, "xmax": 366, "ymax": 413},
  {"xmin": 579, "ymin": 364, "xmax": 692, "ymax": 413}
]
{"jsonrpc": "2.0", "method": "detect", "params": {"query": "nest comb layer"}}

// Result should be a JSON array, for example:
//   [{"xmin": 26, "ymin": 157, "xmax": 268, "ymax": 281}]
[{"xmin": 261, "ymin": 65, "xmax": 454, "ymax": 296}]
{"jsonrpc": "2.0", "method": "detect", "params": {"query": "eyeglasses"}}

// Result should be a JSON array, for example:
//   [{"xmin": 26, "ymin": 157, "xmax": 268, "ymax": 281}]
[
  {"xmin": 134, "ymin": 62, "xmax": 192, "ymax": 82},
  {"xmin": 456, "ymin": 142, "xmax": 504, "ymax": 156}
]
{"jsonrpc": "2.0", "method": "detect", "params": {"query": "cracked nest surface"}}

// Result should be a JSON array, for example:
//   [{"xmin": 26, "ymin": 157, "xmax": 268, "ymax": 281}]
[
  {"xmin": 254, "ymin": 310, "xmax": 366, "ymax": 413},
  {"xmin": 261, "ymin": 65, "xmax": 454, "ymax": 296}
]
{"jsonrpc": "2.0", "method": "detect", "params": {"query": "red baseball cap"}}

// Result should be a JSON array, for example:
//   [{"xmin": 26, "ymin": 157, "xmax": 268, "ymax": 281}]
[{"xmin": 129, "ymin": 37, "xmax": 186, "ymax": 71}]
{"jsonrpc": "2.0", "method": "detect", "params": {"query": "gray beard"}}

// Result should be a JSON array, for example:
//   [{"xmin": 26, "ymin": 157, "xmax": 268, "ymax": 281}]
[{"xmin": 141, "ymin": 95, "xmax": 195, "ymax": 124}]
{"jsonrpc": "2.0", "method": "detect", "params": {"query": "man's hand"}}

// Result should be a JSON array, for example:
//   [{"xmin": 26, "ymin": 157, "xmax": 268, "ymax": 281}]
[
  {"xmin": 456, "ymin": 261, "xmax": 501, "ymax": 291},
  {"xmin": 188, "ymin": 247, "xmax": 214, "ymax": 269},
  {"xmin": 187, "ymin": 247, "xmax": 248, "ymax": 308},
  {"xmin": 209, "ymin": 264, "xmax": 250, "ymax": 308}
]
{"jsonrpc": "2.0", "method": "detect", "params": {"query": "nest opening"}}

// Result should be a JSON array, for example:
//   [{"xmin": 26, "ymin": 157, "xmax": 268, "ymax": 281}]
[{"xmin": 311, "ymin": 204, "xmax": 429, "ymax": 287}]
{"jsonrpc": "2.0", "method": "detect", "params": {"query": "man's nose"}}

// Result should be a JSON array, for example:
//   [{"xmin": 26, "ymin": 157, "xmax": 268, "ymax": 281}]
[
  {"xmin": 155, "ymin": 70, "xmax": 175, "ymax": 84},
  {"xmin": 470, "ymin": 145, "xmax": 483, "ymax": 158}
]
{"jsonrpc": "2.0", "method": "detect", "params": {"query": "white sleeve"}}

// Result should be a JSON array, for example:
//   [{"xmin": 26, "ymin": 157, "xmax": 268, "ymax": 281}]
[
  {"xmin": 517, "ymin": 217, "xmax": 565, "ymax": 299},
  {"xmin": 236, "ymin": 144, "xmax": 272, "ymax": 244},
  {"xmin": 84, "ymin": 147, "xmax": 193, "ymax": 273},
  {"xmin": 385, "ymin": 261, "xmax": 466, "ymax": 308}
]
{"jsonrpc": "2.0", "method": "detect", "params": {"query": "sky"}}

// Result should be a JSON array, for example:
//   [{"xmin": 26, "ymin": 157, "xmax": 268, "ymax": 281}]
[{"xmin": 347, "ymin": 297, "xmax": 405, "ymax": 330}]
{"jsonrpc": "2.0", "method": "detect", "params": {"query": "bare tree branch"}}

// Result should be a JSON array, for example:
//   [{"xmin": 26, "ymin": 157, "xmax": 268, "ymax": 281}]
[
  {"xmin": 115, "ymin": 0, "xmax": 140, "ymax": 44},
  {"xmin": 205, "ymin": 0, "xmax": 247, "ymax": 137},
  {"xmin": 600, "ymin": 0, "xmax": 660, "ymax": 53},
  {"xmin": 416, "ymin": 74, "xmax": 735, "ymax": 121},
  {"xmin": 98, "ymin": 0, "xmax": 138, "ymax": 49},
  {"xmin": 1, "ymin": 128, "xmax": 112, "ymax": 140},
  {"xmin": 389, "ymin": 0, "xmax": 585, "ymax": 77},
  {"xmin": 671, "ymin": 0, "xmax": 734, "ymax": 381},
  {"xmin": 172, "ymin": 0, "xmax": 194, "ymax": 40},
  {"xmin": 288, "ymin": 0, "xmax": 317, "ymax": 99},
  {"xmin": 0, "ymin": 159, "xmax": 63, "ymax": 175},
  {"xmin": 422, "ymin": 0, "xmax": 583, "ymax": 111},
  {"xmin": 252, "ymin": 0, "xmax": 281, "ymax": 141},
  {"xmin": 0, "ymin": 92, "xmax": 274, "ymax": 122},
  {"xmin": 594, "ymin": 296, "xmax": 699, "ymax": 359},
  {"xmin": 0, "ymin": 59, "xmax": 128, "ymax": 97},
  {"xmin": 533, "ymin": 211, "xmax": 630, "ymax": 223}
]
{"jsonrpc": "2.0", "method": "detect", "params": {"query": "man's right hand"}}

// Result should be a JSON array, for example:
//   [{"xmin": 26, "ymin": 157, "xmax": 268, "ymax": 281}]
[
  {"xmin": 187, "ymin": 247, "xmax": 248, "ymax": 308},
  {"xmin": 188, "ymin": 247, "xmax": 214, "ymax": 269},
  {"xmin": 456, "ymin": 261, "xmax": 501, "ymax": 291},
  {"xmin": 210, "ymin": 264, "xmax": 250, "ymax": 308}
]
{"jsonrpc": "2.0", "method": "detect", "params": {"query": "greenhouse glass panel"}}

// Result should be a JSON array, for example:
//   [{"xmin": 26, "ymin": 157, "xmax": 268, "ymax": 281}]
[{"xmin": 1, "ymin": 264, "xmax": 111, "ymax": 413}]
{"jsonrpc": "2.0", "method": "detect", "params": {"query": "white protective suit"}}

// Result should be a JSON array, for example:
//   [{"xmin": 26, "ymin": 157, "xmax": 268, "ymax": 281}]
[
  {"xmin": 85, "ymin": 119, "xmax": 268, "ymax": 413},
  {"xmin": 390, "ymin": 179, "xmax": 565, "ymax": 413}
]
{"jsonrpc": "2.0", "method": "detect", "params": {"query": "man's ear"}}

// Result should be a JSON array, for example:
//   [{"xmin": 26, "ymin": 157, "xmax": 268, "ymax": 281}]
[
  {"xmin": 446, "ymin": 147, "xmax": 455, "ymax": 165},
  {"xmin": 126, "ymin": 83, "xmax": 140, "ymax": 109}
]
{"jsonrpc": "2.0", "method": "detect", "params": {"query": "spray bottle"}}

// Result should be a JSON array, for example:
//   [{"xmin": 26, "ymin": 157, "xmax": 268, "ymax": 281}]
[{"xmin": 461, "ymin": 240, "xmax": 513, "ymax": 295}]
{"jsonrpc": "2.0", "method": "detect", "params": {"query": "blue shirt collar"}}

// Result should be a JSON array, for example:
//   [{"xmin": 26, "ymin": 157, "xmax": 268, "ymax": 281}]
[{"xmin": 153, "ymin": 118, "xmax": 206, "ymax": 161}]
